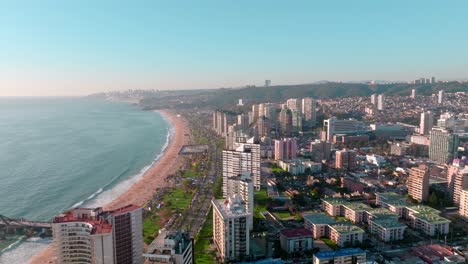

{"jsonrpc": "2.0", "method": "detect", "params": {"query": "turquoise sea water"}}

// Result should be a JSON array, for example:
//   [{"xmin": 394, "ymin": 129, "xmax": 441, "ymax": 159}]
[{"xmin": 0, "ymin": 97, "xmax": 170, "ymax": 263}]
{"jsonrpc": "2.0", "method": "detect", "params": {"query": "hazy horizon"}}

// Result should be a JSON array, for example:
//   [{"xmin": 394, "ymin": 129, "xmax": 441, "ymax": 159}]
[{"xmin": 1, "ymin": 0, "xmax": 468, "ymax": 96}]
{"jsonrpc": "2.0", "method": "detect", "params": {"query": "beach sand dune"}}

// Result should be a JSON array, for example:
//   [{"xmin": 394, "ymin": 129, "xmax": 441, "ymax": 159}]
[{"xmin": 28, "ymin": 110, "xmax": 189, "ymax": 264}]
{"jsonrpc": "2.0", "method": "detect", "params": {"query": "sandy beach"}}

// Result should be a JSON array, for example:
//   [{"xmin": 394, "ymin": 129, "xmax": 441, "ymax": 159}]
[{"xmin": 28, "ymin": 109, "xmax": 189, "ymax": 264}]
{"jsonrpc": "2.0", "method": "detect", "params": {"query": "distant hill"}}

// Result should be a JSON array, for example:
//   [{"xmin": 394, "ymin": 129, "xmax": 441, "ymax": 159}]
[
  {"xmin": 90, "ymin": 81, "xmax": 468, "ymax": 110},
  {"xmin": 204, "ymin": 81, "xmax": 468, "ymax": 107}
]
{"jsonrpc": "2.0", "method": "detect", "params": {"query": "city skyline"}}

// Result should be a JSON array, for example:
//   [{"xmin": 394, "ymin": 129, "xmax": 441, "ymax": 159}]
[{"xmin": 1, "ymin": 0, "xmax": 468, "ymax": 96}]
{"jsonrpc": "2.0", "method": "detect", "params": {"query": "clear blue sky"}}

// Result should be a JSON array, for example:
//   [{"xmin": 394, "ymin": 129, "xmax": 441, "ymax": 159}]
[{"xmin": 1, "ymin": 0, "xmax": 467, "ymax": 96}]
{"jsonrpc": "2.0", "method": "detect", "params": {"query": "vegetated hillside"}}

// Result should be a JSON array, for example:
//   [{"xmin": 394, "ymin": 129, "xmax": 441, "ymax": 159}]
[{"xmin": 205, "ymin": 81, "xmax": 468, "ymax": 108}]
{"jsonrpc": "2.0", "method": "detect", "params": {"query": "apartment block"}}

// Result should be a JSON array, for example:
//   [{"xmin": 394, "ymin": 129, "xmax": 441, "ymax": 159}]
[{"xmin": 313, "ymin": 248, "xmax": 366, "ymax": 264}]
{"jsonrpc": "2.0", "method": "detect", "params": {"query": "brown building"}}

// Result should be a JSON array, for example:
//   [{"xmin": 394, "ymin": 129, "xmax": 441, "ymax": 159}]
[
  {"xmin": 335, "ymin": 149, "xmax": 357, "ymax": 170},
  {"xmin": 408, "ymin": 164, "xmax": 430, "ymax": 202}
]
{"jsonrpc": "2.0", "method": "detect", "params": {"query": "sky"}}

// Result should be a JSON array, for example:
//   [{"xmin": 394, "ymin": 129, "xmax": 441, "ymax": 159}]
[{"xmin": 0, "ymin": 1, "xmax": 467, "ymax": 96}]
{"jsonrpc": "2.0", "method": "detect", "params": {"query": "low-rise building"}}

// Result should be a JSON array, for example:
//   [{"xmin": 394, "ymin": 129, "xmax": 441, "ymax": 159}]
[
  {"xmin": 144, "ymin": 229, "xmax": 193, "ymax": 264},
  {"xmin": 406, "ymin": 205, "xmax": 450, "ymax": 236},
  {"xmin": 375, "ymin": 192, "xmax": 409, "ymax": 217},
  {"xmin": 376, "ymin": 193, "xmax": 451, "ymax": 236},
  {"xmin": 342, "ymin": 203, "xmax": 371, "ymax": 224},
  {"xmin": 303, "ymin": 213, "xmax": 335, "ymax": 239},
  {"xmin": 321, "ymin": 198, "xmax": 346, "ymax": 216},
  {"xmin": 369, "ymin": 215, "xmax": 407, "ymax": 242},
  {"xmin": 279, "ymin": 228, "xmax": 313, "ymax": 254},
  {"xmin": 313, "ymin": 248, "xmax": 366, "ymax": 264},
  {"xmin": 328, "ymin": 224, "xmax": 364, "ymax": 247}
]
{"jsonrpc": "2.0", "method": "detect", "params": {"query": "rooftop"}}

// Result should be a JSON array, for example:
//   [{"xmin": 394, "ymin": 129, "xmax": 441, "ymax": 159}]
[
  {"xmin": 413, "ymin": 212, "xmax": 451, "ymax": 224},
  {"xmin": 212, "ymin": 195, "xmax": 250, "ymax": 219},
  {"xmin": 107, "ymin": 204, "xmax": 141, "ymax": 216},
  {"xmin": 321, "ymin": 197, "xmax": 347, "ymax": 205},
  {"xmin": 371, "ymin": 217, "xmax": 406, "ymax": 228},
  {"xmin": 407, "ymin": 205, "xmax": 441, "ymax": 215},
  {"xmin": 314, "ymin": 248, "xmax": 365, "ymax": 259},
  {"xmin": 53, "ymin": 208, "xmax": 112, "ymax": 234},
  {"xmin": 303, "ymin": 213, "xmax": 336, "ymax": 225},
  {"xmin": 148, "ymin": 229, "xmax": 192, "ymax": 254},
  {"xmin": 343, "ymin": 202, "xmax": 371, "ymax": 211},
  {"xmin": 280, "ymin": 228, "xmax": 313, "ymax": 238},
  {"xmin": 367, "ymin": 207, "xmax": 396, "ymax": 216},
  {"xmin": 329, "ymin": 223, "xmax": 365, "ymax": 234},
  {"xmin": 179, "ymin": 144, "xmax": 209, "ymax": 155}
]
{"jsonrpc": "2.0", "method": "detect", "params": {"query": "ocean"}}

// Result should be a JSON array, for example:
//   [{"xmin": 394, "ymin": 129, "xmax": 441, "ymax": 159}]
[{"xmin": 0, "ymin": 97, "xmax": 171, "ymax": 263}]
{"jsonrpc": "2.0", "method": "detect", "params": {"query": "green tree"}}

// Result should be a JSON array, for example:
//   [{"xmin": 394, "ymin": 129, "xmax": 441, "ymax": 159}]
[{"xmin": 428, "ymin": 192, "xmax": 438, "ymax": 207}]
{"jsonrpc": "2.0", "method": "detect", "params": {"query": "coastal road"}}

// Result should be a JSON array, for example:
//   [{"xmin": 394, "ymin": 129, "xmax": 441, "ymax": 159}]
[{"xmin": 170, "ymin": 115, "xmax": 221, "ymax": 238}]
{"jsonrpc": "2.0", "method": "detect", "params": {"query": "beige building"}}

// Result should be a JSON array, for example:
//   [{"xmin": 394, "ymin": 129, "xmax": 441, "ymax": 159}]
[
  {"xmin": 408, "ymin": 164, "xmax": 430, "ymax": 202},
  {"xmin": 226, "ymin": 172, "xmax": 254, "ymax": 230},
  {"xmin": 222, "ymin": 140, "xmax": 260, "ymax": 195},
  {"xmin": 343, "ymin": 203, "xmax": 370, "ymax": 224},
  {"xmin": 328, "ymin": 224, "xmax": 364, "ymax": 247},
  {"xmin": 313, "ymin": 248, "xmax": 366, "ymax": 264},
  {"xmin": 144, "ymin": 229, "xmax": 193, "ymax": 264},
  {"xmin": 335, "ymin": 149, "xmax": 357, "ymax": 170},
  {"xmin": 52, "ymin": 205, "xmax": 143, "ymax": 264},
  {"xmin": 369, "ymin": 215, "xmax": 406, "ymax": 242},
  {"xmin": 448, "ymin": 164, "xmax": 468, "ymax": 205},
  {"xmin": 212, "ymin": 195, "xmax": 251, "ymax": 262},
  {"xmin": 303, "ymin": 213, "xmax": 336, "ymax": 239},
  {"xmin": 406, "ymin": 205, "xmax": 450, "ymax": 236},
  {"xmin": 459, "ymin": 189, "xmax": 468, "ymax": 220}
]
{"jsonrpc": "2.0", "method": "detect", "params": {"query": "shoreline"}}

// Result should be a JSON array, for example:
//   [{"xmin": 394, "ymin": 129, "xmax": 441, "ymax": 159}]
[{"xmin": 28, "ymin": 109, "xmax": 189, "ymax": 264}]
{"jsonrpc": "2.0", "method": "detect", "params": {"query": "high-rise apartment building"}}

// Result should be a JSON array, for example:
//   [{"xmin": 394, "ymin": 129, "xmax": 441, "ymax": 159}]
[
  {"xmin": 53, "ymin": 208, "xmax": 114, "ymax": 264},
  {"xmin": 301, "ymin": 98, "xmax": 317, "ymax": 126},
  {"xmin": 377, "ymin": 94, "xmax": 385, "ymax": 110},
  {"xmin": 459, "ymin": 189, "xmax": 468, "ymax": 220},
  {"xmin": 226, "ymin": 172, "xmax": 254, "ymax": 230},
  {"xmin": 212, "ymin": 195, "xmax": 251, "ymax": 262},
  {"xmin": 408, "ymin": 164, "xmax": 430, "ymax": 202},
  {"xmin": 429, "ymin": 127, "xmax": 459, "ymax": 164},
  {"xmin": 335, "ymin": 149, "xmax": 356, "ymax": 170},
  {"xmin": 52, "ymin": 205, "xmax": 142, "ymax": 264},
  {"xmin": 237, "ymin": 114, "xmax": 250, "ymax": 133},
  {"xmin": 447, "ymin": 161, "xmax": 468, "ymax": 206},
  {"xmin": 274, "ymin": 138, "xmax": 297, "ymax": 160},
  {"xmin": 213, "ymin": 111, "xmax": 228, "ymax": 137},
  {"xmin": 255, "ymin": 116, "xmax": 270, "ymax": 137},
  {"xmin": 105, "ymin": 205, "xmax": 143, "ymax": 264},
  {"xmin": 370, "ymin": 94, "xmax": 377, "ymax": 105},
  {"xmin": 278, "ymin": 107, "xmax": 293, "ymax": 137},
  {"xmin": 411, "ymin": 89, "xmax": 416, "ymax": 98},
  {"xmin": 291, "ymin": 109, "xmax": 302, "ymax": 133},
  {"xmin": 438, "ymin": 90, "xmax": 445, "ymax": 104},
  {"xmin": 222, "ymin": 140, "xmax": 260, "ymax": 195},
  {"xmin": 310, "ymin": 140, "xmax": 332, "ymax": 162},
  {"xmin": 431, "ymin": 77, "xmax": 436, "ymax": 83},
  {"xmin": 420, "ymin": 111, "xmax": 434, "ymax": 135},
  {"xmin": 251, "ymin": 104, "xmax": 259, "ymax": 124},
  {"xmin": 286, "ymin": 98, "xmax": 300, "ymax": 111}
]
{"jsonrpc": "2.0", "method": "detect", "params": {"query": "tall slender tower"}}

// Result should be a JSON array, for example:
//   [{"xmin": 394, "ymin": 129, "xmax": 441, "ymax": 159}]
[
  {"xmin": 419, "ymin": 111, "xmax": 434, "ymax": 135},
  {"xmin": 377, "ymin": 94, "xmax": 385, "ymax": 110},
  {"xmin": 438, "ymin": 90, "xmax": 445, "ymax": 104},
  {"xmin": 301, "ymin": 97, "xmax": 317, "ymax": 127}
]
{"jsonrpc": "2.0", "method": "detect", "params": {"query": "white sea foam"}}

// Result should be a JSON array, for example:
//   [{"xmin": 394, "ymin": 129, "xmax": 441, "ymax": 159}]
[{"xmin": 0, "ymin": 237, "xmax": 52, "ymax": 264}]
